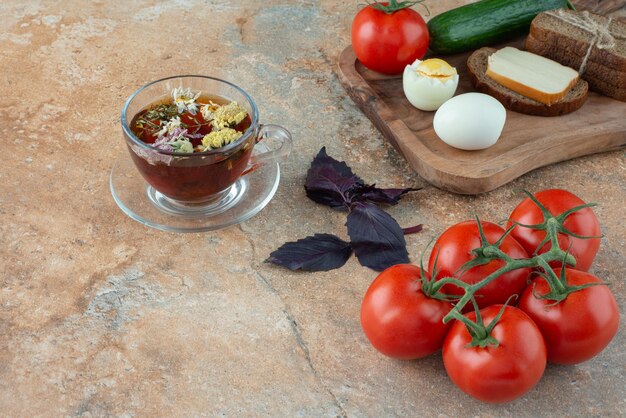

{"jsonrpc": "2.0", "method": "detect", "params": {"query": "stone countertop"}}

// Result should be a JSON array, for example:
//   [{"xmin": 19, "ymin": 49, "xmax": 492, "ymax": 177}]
[{"xmin": 1, "ymin": 1, "xmax": 624, "ymax": 416}]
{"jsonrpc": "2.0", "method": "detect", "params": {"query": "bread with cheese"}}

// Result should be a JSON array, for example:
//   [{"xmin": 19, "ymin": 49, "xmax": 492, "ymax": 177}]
[
  {"xmin": 467, "ymin": 47, "xmax": 589, "ymax": 116},
  {"xmin": 486, "ymin": 47, "xmax": 579, "ymax": 105}
]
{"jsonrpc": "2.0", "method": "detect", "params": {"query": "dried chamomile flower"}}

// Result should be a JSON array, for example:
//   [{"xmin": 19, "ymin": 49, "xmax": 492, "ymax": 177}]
[
  {"xmin": 156, "ymin": 115, "xmax": 183, "ymax": 136},
  {"xmin": 201, "ymin": 128, "xmax": 243, "ymax": 150},
  {"xmin": 172, "ymin": 87, "xmax": 201, "ymax": 115},
  {"xmin": 212, "ymin": 101, "xmax": 247, "ymax": 130},
  {"xmin": 200, "ymin": 100, "xmax": 220, "ymax": 121}
]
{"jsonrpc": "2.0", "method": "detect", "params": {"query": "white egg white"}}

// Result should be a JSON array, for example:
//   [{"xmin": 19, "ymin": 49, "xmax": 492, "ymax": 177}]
[{"xmin": 403, "ymin": 61, "xmax": 459, "ymax": 111}]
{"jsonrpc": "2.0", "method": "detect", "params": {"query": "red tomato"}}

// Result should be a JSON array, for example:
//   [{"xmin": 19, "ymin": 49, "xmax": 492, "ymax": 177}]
[
  {"xmin": 518, "ymin": 268, "xmax": 619, "ymax": 365},
  {"xmin": 351, "ymin": 3, "xmax": 429, "ymax": 75},
  {"xmin": 507, "ymin": 189, "xmax": 601, "ymax": 271},
  {"xmin": 443, "ymin": 305, "xmax": 547, "ymax": 403},
  {"xmin": 360, "ymin": 264, "xmax": 452, "ymax": 359},
  {"xmin": 428, "ymin": 221, "xmax": 530, "ymax": 310}
]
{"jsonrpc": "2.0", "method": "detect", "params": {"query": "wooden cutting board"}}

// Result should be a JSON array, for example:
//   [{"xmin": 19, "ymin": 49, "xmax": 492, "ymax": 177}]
[{"xmin": 337, "ymin": 44, "xmax": 626, "ymax": 194}]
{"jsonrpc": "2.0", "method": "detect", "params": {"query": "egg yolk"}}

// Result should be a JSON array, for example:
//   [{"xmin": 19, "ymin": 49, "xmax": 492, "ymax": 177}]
[{"xmin": 415, "ymin": 59, "xmax": 457, "ymax": 80}]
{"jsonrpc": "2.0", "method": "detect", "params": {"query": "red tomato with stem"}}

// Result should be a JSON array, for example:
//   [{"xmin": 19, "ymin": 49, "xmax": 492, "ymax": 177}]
[
  {"xmin": 428, "ymin": 221, "xmax": 531, "ymax": 310},
  {"xmin": 351, "ymin": 2, "xmax": 429, "ymax": 75},
  {"xmin": 518, "ymin": 268, "xmax": 619, "ymax": 365},
  {"xmin": 507, "ymin": 189, "xmax": 601, "ymax": 271},
  {"xmin": 443, "ymin": 305, "xmax": 547, "ymax": 403},
  {"xmin": 360, "ymin": 264, "xmax": 453, "ymax": 360}
]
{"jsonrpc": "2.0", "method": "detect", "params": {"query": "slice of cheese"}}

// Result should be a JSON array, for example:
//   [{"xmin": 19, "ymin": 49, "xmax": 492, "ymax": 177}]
[{"xmin": 486, "ymin": 47, "xmax": 579, "ymax": 106}]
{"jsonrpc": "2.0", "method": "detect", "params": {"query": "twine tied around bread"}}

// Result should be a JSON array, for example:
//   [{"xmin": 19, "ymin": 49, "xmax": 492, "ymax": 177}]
[{"xmin": 546, "ymin": 9, "xmax": 621, "ymax": 75}]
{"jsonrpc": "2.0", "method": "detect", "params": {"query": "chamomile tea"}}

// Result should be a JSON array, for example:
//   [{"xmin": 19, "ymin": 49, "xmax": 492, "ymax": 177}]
[{"xmin": 128, "ymin": 88, "xmax": 254, "ymax": 201}]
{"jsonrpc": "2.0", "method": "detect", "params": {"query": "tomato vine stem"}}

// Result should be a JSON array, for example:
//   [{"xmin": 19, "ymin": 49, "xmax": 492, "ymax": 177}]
[
  {"xmin": 427, "ymin": 190, "xmax": 601, "ymax": 343},
  {"xmin": 366, "ymin": 0, "xmax": 428, "ymax": 15}
]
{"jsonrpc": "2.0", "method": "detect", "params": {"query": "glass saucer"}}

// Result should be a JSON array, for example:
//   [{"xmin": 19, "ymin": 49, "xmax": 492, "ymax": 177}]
[{"xmin": 110, "ymin": 143, "xmax": 280, "ymax": 232}]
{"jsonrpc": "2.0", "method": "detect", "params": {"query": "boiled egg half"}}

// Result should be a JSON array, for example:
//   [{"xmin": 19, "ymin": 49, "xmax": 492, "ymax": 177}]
[{"xmin": 403, "ymin": 58, "xmax": 459, "ymax": 111}]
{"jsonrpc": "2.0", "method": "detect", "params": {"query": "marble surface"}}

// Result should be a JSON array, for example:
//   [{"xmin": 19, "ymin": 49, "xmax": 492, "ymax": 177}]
[{"xmin": 1, "ymin": 1, "xmax": 624, "ymax": 416}]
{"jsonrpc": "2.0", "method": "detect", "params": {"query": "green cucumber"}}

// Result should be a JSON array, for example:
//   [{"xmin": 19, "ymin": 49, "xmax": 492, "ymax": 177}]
[{"xmin": 427, "ymin": 0, "xmax": 574, "ymax": 55}]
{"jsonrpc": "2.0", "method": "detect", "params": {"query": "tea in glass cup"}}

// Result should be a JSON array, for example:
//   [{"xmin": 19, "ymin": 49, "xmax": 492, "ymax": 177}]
[{"xmin": 120, "ymin": 75, "xmax": 292, "ymax": 215}]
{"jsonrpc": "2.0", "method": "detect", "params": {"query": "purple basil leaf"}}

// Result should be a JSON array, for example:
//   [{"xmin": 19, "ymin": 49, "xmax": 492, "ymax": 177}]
[
  {"xmin": 403, "ymin": 224, "xmax": 424, "ymax": 235},
  {"xmin": 346, "ymin": 202, "xmax": 410, "ymax": 271},
  {"xmin": 304, "ymin": 147, "xmax": 364, "ymax": 210},
  {"xmin": 359, "ymin": 185, "xmax": 421, "ymax": 205},
  {"xmin": 268, "ymin": 233, "xmax": 353, "ymax": 272}
]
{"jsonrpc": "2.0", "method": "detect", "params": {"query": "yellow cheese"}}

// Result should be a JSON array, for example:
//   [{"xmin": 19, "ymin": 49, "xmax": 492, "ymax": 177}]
[{"xmin": 486, "ymin": 47, "xmax": 579, "ymax": 106}]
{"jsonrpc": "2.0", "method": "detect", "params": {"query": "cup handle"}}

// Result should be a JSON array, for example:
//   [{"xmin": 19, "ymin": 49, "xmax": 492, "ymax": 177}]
[{"xmin": 242, "ymin": 124, "xmax": 292, "ymax": 175}]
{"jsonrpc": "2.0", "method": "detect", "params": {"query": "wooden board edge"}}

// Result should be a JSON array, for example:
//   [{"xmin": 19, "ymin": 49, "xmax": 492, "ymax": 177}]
[{"xmin": 392, "ymin": 120, "xmax": 626, "ymax": 194}]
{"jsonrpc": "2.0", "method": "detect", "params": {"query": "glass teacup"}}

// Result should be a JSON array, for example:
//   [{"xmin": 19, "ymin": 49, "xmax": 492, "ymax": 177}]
[{"xmin": 121, "ymin": 75, "xmax": 291, "ymax": 214}]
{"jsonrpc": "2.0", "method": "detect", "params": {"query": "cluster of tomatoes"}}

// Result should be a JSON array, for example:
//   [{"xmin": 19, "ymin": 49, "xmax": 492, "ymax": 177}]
[{"xmin": 360, "ymin": 189, "xmax": 620, "ymax": 403}]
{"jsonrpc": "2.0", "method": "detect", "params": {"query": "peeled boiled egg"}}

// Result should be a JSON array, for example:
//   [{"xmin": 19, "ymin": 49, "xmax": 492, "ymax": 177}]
[
  {"xmin": 433, "ymin": 93, "xmax": 506, "ymax": 151},
  {"xmin": 403, "ymin": 58, "xmax": 459, "ymax": 111}
]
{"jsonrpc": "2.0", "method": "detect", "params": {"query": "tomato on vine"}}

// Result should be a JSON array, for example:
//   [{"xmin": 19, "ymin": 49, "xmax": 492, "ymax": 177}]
[
  {"xmin": 351, "ymin": 1, "xmax": 429, "ymax": 75},
  {"xmin": 507, "ymin": 189, "xmax": 601, "ymax": 272},
  {"xmin": 358, "ymin": 187, "xmax": 617, "ymax": 403},
  {"xmin": 443, "ymin": 305, "xmax": 547, "ymax": 403},
  {"xmin": 518, "ymin": 267, "xmax": 619, "ymax": 365},
  {"xmin": 428, "ymin": 220, "xmax": 530, "ymax": 310},
  {"xmin": 360, "ymin": 264, "xmax": 452, "ymax": 359}
]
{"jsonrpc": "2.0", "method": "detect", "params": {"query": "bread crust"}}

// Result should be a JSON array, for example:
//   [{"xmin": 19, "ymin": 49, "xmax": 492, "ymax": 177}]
[{"xmin": 467, "ymin": 47, "xmax": 589, "ymax": 117}]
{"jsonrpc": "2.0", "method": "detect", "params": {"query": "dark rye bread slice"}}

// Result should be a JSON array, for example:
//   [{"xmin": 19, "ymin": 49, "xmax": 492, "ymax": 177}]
[
  {"xmin": 467, "ymin": 47, "xmax": 589, "ymax": 117},
  {"xmin": 526, "ymin": 9, "xmax": 626, "ymax": 101}
]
